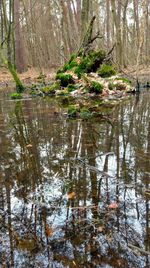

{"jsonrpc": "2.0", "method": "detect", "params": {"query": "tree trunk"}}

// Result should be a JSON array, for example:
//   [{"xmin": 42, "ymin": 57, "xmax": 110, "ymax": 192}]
[
  {"xmin": 122, "ymin": 0, "xmax": 129, "ymax": 67},
  {"xmin": 14, "ymin": 0, "xmax": 27, "ymax": 73},
  {"xmin": 81, "ymin": 0, "xmax": 90, "ymax": 41},
  {"xmin": 106, "ymin": 0, "xmax": 110, "ymax": 50},
  {"xmin": 0, "ymin": 48, "xmax": 24, "ymax": 92},
  {"xmin": 111, "ymin": 0, "xmax": 123, "ymax": 67},
  {"xmin": 133, "ymin": 0, "xmax": 140, "ymax": 48}
]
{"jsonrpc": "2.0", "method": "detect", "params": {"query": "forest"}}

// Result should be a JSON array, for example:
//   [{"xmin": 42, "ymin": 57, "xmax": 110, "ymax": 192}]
[
  {"xmin": 0, "ymin": 1, "xmax": 150, "ymax": 75},
  {"xmin": 0, "ymin": 1, "xmax": 150, "ymax": 268}
]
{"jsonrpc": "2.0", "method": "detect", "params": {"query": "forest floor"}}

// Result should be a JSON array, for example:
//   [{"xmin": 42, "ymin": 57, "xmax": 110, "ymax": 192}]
[
  {"xmin": 124, "ymin": 65, "xmax": 150, "ymax": 84},
  {"xmin": 0, "ymin": 67, "xmax": 56, "ymax": 89},
  {"xmin": 0, "ymin": 65, "xmax": 150, "ymax": 89}
]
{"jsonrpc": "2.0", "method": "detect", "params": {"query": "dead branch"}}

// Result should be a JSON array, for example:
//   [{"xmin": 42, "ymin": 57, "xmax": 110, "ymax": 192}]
[{"xmin": 78, "ymin": 16, "xmax": 103, "ymax": 56}]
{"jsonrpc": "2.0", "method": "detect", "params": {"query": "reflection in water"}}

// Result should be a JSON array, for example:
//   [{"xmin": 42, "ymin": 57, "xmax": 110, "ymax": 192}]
[{"xmin": 0, "ymin": 92, "xmax": 150, "ymax": 267}]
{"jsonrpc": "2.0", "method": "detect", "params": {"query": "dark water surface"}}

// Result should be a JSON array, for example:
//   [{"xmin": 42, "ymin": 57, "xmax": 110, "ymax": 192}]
[{"xmin": 0, "ymin": 91, "xmax": 150, "ymax": 268}]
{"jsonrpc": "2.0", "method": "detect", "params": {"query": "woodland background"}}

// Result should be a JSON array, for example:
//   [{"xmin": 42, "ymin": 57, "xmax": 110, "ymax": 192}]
[{"xmin": 0, "ymin": 0, "xmax": 149, "ymax": 74}]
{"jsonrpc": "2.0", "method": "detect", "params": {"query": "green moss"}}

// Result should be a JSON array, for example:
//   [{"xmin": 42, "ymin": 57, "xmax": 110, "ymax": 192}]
[
  {"xmin": 37, "ymin": 73, "xmax": 46, "ymax": 84},
  {"xmin": 56, "ymin": 68, "xmax": 64, "ymax": 75},
  {"xmin": 41, "ymin": 83, "xmax": 60, "ymax": 95},
  {"xmin": 10, "ymin": 93, "xmax": 23, "ymax": 99},
  {"xmin": 68, "ymin": 53, "xmax": 77, "ymax": 63},
  {"xmin": 89, "ymin": 81, "xmax": 103, "ymax": 94},
  {"xmin": 68, "ymin": 105, "xmax": 78, "ymax": 118},
  {"xmin": 67, "ymin": 84, "xmax": 77, "ymax": 92},
  {"xmin": 57, "ymin": 54, "xmax": 78, "ymax": 74},
  {"xmin": 56, "ymin": 73, "xmax": 74, "ymax": 87},
  {"xmin": 61, "ymin": 60, "xmax": 78, "ymax": 72},
  {"xmin": 57, "ymin": 50, "xmax": 106, "ymax": 80},
  {"xmin": 87, "ymin": 50, "xmax": 106, "ymax": 72},
  {"xmin": 108, "ymin": 82, "xmax": 115, "ymax": 90},
  {"xmin": 7, "ymin": 62, "xmax": 24, "ymax": 93},
  {"xmin": 98, "ymin": 64, "xmax": 116, "ymax": 78},
  {"xmin": 116, "ymin": 77, "xmax": 132, "ymax": 84},
  {"xmin": 74, "ymin": 50, "xmax": 106, "ymax": 78},
  {"xmin": 30, "ymin": 91, "xmax": 38, "ymax": 97},
  {"xmin": 74, "ymin": 58, "xmax": 90, "ymax": 78},
  {"xmin": 57, "ymin": 89, "xmax": 69, "ymax": 96},
  {"xmin": 80, "ymin": 108, "xmax": 91, "ymax": 119}
]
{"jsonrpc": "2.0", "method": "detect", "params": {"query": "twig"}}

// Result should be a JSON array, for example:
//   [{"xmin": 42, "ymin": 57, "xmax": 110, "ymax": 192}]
[{"xmin": 128, "ymin": 244, "xmax": 150, "ymax": 255}]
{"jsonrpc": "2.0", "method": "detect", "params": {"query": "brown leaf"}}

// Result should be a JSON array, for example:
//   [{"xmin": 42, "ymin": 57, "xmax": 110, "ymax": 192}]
[
  {"xmin": 45, "ymin": 225, "xmax": 54, "ymax": 237},
  {"xmin": 97, "ymin": 226, "xmax": 104, "ymax": 232},
  {"xmin": 108, "ymin": 202, "xmax": 119, "ymax": 209},
  {"xmin": 18, "ymin": 239, "xmax": 37, "ymax": 251},
  {"xmin": 67, "ymin": 192, "xmax": 76, "ymax": 200},
  {"xmin": 26, "ymin": 144, "xmax": 33, "ymax": 148},
  {"xmin": 72, "ymin": 261, "xmax": 77, "ymax": 266},
  {"xmin": 106, "ymin": 235, "xmax": 113, "ymax": 242}
]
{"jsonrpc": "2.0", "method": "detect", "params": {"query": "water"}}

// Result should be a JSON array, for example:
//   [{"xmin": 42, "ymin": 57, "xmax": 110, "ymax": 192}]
[{"xmin": 0, "ymin": 90, "xmax": 150, "ymax": 268}]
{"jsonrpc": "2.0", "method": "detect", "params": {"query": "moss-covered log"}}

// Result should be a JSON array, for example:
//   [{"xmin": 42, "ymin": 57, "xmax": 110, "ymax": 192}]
[
  {"xmin": 0, "ymin": 49, "xmax": 24, "ymax": 93},
  {"xmin": 7, "ymin": 62, "xmax": 24, "ymax": 93}
]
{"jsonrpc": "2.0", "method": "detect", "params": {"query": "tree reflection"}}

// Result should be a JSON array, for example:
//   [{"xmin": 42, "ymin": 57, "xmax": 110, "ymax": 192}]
[{"xmin": 0, "ymin": 92, "xmax": 150, "ymax": 267}]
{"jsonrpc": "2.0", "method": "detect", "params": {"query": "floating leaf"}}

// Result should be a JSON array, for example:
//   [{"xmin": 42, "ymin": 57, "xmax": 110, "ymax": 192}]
[
  {"xmin": 106, "ymin": 235, "xmax": 113, "ymax": 242},
  {"xmin": 67, "ymin": 192, "xmax": 76, "ymax": 199},
  {"xmin": 45, "ymin": 224, "xmax": 54, "ymax": 237},
  {"xmin": 97, "ymin": 226, "xmax": 104, "ymax": 232},
  {"xmin": 108, "ymin": 202, "xmax": 119, "ymax": 209},
  {"xmin": 18, "ymin": 239, "xmax": 37, "ymax": 251},
  {"xmin": 72, "ymin": 260, "xmax": 77, "ymax": 266},
  {"xmin": 26, "ymin": 144, "xmax": 33, "ymax": 148}
]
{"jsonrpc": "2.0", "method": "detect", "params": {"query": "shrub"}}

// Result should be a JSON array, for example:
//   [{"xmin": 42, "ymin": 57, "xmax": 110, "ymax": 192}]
[
  {"xmin": 56, "ymin": 73, "xmax": 74, "ymax": 87},
  {"xmin": 98, "ymin": 64, "xmax": 116, "ymax": 78},
  {"xmin": 10, "ymin": 93, "xmax": 23, "ymax": 99},
  {"xmin": 89, "ymin": 81, "xmax": 103, "ymax": 94}
]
